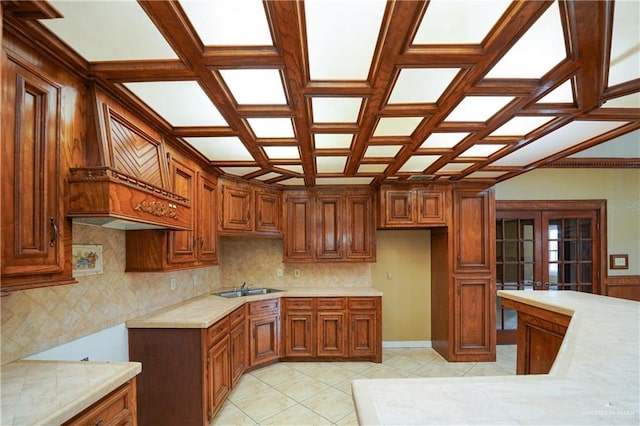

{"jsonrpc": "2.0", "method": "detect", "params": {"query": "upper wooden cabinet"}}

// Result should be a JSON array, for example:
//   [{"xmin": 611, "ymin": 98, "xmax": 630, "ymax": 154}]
[
  {"xmin": 378, "ymin": 184, "xmax": 450, "ymax": 228},
  {"xmin": 453, "ymin": 187, "xmax": 494, "ymax": 273},
  {"xmin": 283, "ymin": 188, "xmax": 376, "ymax": 263},
  {"xmin": 1, "ymin": 42, "xmax": 75, "ymax": 292},
  {"xmin": 218, "ymin": 177, "xmax": 282, "ymax": 237}
]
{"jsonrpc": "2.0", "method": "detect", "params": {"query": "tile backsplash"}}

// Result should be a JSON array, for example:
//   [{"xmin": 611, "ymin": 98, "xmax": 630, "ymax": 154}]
[{"xmin": 1, "ymin": 226, "xmax": 373, "ymax": 364}]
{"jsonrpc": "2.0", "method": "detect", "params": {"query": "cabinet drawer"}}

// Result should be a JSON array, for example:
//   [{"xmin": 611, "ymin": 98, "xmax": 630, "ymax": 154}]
[
  {"xmin": 64, "ymin": 380, "xmax": 135, "ymax": 426},
  {"xmin": 208, "ymin": 317, "xmax": 230, "ymax": 346},
  {"xmin": 317, "ymin": 297, "xmax": 346, "ymax": 310},
  {"xmin": 249, "ymin": 298, "xmax": 280, "ymax": 316},
  {"xmin": 284, "ymin": 298, "xmax": 314, "ymax": 310},
  {"xmin": 229, "ymin": 305, "xmax": 246, "ymax": 328},
  {"xmin": 349, "ymin": 297, "xmax": 377, "ymax": 310}
]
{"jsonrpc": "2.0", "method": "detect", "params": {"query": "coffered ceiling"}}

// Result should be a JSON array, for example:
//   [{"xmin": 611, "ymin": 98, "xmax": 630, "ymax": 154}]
[{"xmin": 12, "ymin": 0, "xmax": 640, "ymax": 186}]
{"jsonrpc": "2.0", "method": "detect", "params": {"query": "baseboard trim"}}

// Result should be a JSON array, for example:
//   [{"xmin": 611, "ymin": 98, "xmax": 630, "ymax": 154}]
[{"xmin": 382, "ymin": 340, "xmax": 432, "ymax": 348}]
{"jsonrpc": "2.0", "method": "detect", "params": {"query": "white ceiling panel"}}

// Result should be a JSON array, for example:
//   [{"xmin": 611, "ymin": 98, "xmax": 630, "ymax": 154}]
[
  {"xmin": 485, "ymin": 1, "xmax": 566, "ymax": 79},
  {"xmin": 421, "ymin": 132, "xmax": 470, "ymax": 149},
  {"xmin": 276, "ymin": 165, "xmax": 304, "ymax": 174},
  {"xmin": 536, "ymin": 79, "xmax": 575, "ymax": 104},
  {"xmin": 608, "ymin": 0, "xmax": 640, "ymax": 87},
  {"xmin": 305, "ymin": 0, "xmax": 386, "ymax": 80},
  {"xmin": 278, "ymin": 177, "xmax": 307, "ymax": 186},
  {"xmin": 399, "ymin": 155, "xmax": 441, "ymax": 172},
  {"xmin": 570, "ymin": 130, "xmax": 640, "ymax": 158},
  {"xmin": 263, "ymin": 146, "xmax": 300, "ymax": 160},
  {"xmin": 388, "ymin": 68, "xmax": 460, "ymax": 104},
  {"xmin": 41, "ymin": 1, "xmax": 177, "ymax": 61},
  {"xmin": 437, "ymin": 163, "xmax": 474, "ymax": 172},
  {"xmin": 373, "ymin": 117, "xmax": 423, "ymax": 136},
  {"xmin": 254, "ymin": 172, "xmax": 283, "ymax": 181},
  {"xmin": 459, "ymin": 144, "xmax": 506, "ymax": 158},
  {"xmin": 413, "ymin": 0, "xmax": 511, "ymax": 44},
  {"xmin": 312, "ymin": 98, "xmax": 362, "ymax": 123},
  {"xmin": 180, "ymin": 0, "xmax": 272, "ymax": 46},
  {"xmin": 314, "ymin": 134, "xmax": 354, "ymax": 149},
  {"xmin": 602, "ymin": 92, "xmax": 640, "ymax": 108},
  {"xmin": 364, "ymin": 146, "xmax": 403, "ymax": 158},
  {"xmin": 219, "ymin": 167, "xmax": 262, "ymax": 177},
  {"xmin": 492, "ymin": 121, "xmax": 629, "ymax": 167},
  {"xmin": 125, "ymin": 81, "xmax": 227, "ymax": 126},
  {"xmin": 246, "ymin": 118, "xmax": 295, "ymax": 138},
  {"xmin": 219, "ymin": 69, "xmax": 287, "ymax": 105},
  {"xmin": 316, "ymin": 156, "xmax": 347, "ymax": 173},
  {"xmin": 357, "ymin": 164, "xmax": 388, "ymax": 174},
  {"xmin": 490, "ymin": 116, "xmax": 556, "ymax": 136},
  {"xmin": 184, "ymin": 136, "xmax": 253, "ymax": 161},
  {"xmin": 445, "ymin": 96, "xmax": 514, "ymax": 122}
]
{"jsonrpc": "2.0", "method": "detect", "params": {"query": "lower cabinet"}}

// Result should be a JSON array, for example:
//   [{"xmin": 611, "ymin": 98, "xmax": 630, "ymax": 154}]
[
  {"xmin": 282, "ymin": 296, "xmax": 381, "ymax": 362},
  {"xmin": 63, "ymin": 379, "xmax": 137, "ymax": 426},
  {"xmin": 248, "ymin": 298, "xmax": 281, "ymax": 368},
  {"xmin": 129, "ymin": 313, "xmax": 243, "ymax": 426},
  {"xmin": 501, "ymin": 297, "xmax": 571, "ymax": 375},
  {"xmin": 229, "ymin": 305, "xmax": 247, "ymax": 386}
]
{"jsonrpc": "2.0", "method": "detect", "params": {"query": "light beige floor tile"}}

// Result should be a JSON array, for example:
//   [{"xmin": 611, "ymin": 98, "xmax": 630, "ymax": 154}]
[
  {"xmin": 333, "ymin": 361, "xmax": 375, "ymax": 373},
  {"xmin": 301, "ymin": 388, "xmax": 354, "ymax": 423},
  {"xmin": 227, "ymin": 374, "xmax": 273, "ymax": 403},
  {"xmin": 250, "ymin": 362, "xmax": 303, "ymax": 386},
  {"xmin": 260, "ymin": 403, "xmax": 332, "ymax": 426},
  {"xmin": 299, "ymin": 364, "xmax": 357, "ymax": 386},
  {"xmin": 272, "ymin": 373, "xmax": 331, "ymax": 402},
  {"xmin": 333, "ymin": 374, "xmax": 366, "ymax": 395},
  {"xmin": 233, "ymin": 387, "xmax": 297, "ymax": 423},
  {"xmin": 357, "ymin": 363, "xmax": 411, "ymax": 379},
  {"xmin": 465, "ymin": 363, "xmax": 514, "ymax": 377},
  {"xmin": 211, "ymin": 401, "xmax": 257, "ymax": 426},
  {"xmin": 382, "ymin": 355, "xmax": 428, "ymax": 372},
  {"xmin": 412, "ymin": 363, "xmax": 468, "ymax": 378},
  {"xmin": 285, "ymin": 361, "xmax": 328, "ymax": 374},
  {"xmin": 334, "ymin": 410, "xmax": 359, "ymax": 426}
]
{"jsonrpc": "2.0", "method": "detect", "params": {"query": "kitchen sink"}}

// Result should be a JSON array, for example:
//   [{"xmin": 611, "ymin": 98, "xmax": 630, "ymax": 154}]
[{"xmin": 212, "ymin": 287, "xmax": 284, "ymax": 298}]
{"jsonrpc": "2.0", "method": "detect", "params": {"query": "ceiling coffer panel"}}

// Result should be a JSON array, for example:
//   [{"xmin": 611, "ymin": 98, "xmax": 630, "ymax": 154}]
[{"xmin": 34, "ymin": 0, "xmax": 640, "ymax": 186}]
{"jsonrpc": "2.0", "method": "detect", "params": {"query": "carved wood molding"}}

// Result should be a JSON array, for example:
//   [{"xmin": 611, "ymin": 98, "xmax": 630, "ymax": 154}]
[{"xmin": 543, "ymin": 158, "xmax": 640, "ymax": 168}]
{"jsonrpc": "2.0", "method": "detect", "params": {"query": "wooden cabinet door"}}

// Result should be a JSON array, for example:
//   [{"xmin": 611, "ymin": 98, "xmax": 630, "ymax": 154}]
[
  {"xmin": 284, "ymin": 195, "xmax": 315, "ymax": 260},
  {"xmin": 255, "ymin": 189, "xmax": 281, "ymax": 234},
  {"xmin": 453, "ymin": 188, "xmax": 494, "ymax": 272},
  {"xmin": 317, "ymin": 312, "xmax": 346, "ymax": 357},
  {"xmin": 207, "ymin": 335, "xmax": 230, "ymax": 422},
  {"xmin": 198, "ymin": 174, "xmax": 218, "ymax": 263},
  {"xmin": 221, "ymin": 184, "xmax": 252, "ymax": 231},
  {"xmin": 349, "ymin": 312, "xmax": 377, "ymax": 358},
  {"xmin": 383, "ymin": 190, "xmax": 415, "ymax": 226},
  {"xmin": 229, "ymin": 323, "xmax": 246, "ymax": 387},
  {"xmin": 416, "ymin": 190, "xmax": 446, "ymax": 225},
  {"xmin": 249, "ymin": 315, "xmax": 280, "ymax": 367},
  {"xmin": 1, "ymin": 59, "xmax": 67, "ymax": 283},
  {"xmin": 345, "ymin": 194, "xmax": 375, "ymax": 261},
  {"xmin": 168, "ymin": 158, "xmax": 197, "ymax": 264},
  {"xmin": 453, "ymin": 276, "xmax": 494, "ymax": 357},
  {"xmin": 284, "ymin": 311, "xmax": 314, "ymax": 357},
  {"xmin": 316, "ymin": 195, "xmax": 343, "ymax": 259}
]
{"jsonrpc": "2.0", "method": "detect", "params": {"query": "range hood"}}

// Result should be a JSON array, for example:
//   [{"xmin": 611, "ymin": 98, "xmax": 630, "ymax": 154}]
[{"xmin": 67, "ymin": 86, "xmax": 192, "ymax": 231}]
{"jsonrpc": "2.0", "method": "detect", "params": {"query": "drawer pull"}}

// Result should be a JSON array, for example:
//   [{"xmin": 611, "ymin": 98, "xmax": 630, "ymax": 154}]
[{"xmin": 94, "ymin": 419, "xmax": 103, "ymax": 426}]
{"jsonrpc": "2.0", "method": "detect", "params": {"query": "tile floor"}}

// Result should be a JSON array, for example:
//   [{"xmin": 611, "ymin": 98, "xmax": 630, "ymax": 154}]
[{"xmin": 212, "ymin": 345, "xmax": 517, "ymax": 426}]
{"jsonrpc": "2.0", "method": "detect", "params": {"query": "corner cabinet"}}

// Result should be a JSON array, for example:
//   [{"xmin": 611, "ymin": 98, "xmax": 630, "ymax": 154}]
[
  {"xmin": 218, "ymin": 177, "xmax": 282, "ymax": 237},
  {"xmin": 283, "ymin": 188, "xmax": 376, "ymax": 263},
  {"xmin": 1, "ymin": 46, "xmax": 74, "ymax": 291},
  {"xmin": 125, "ymin": 155, "xmax": 218, "ymax": 271},
  {"xmin": 431, "ymin": 185, "xmax": 496, "ymax": 362}
]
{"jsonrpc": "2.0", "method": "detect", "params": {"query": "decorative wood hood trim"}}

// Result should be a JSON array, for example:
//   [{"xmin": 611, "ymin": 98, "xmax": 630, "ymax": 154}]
[{"xmin": 66, "ymin": 86, "xmax": 192, "ymax": 230}]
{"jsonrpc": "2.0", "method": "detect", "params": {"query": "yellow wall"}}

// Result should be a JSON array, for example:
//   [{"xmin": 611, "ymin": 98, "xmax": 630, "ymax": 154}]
[
  {"xmin": 373, "ymin": 230, "xmax": 431, "ymax": 342},
  {"xmin": 495, "ymin": 168, "xmax": 640, "ymax": 276}
]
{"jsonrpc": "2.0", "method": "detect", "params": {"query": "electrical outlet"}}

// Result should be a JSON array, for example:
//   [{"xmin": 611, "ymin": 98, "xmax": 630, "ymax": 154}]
[
  {"xmin": 277, "ymin": 268, "xmax": 283, "ymax": 277},
  {"xmin": 386, "ymin": 272, "xmax": 393, "ymax": 280},
  {"xmin": 294, "ymin": 269, "xmax": 301, "ymax": 278},
  {"xmin": 170, "ymin": 278, "xmax": 176, "ymax": 290}
]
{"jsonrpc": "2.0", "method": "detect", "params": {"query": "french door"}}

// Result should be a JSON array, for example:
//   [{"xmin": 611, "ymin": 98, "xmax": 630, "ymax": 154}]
[{"xmin": 495, "ymin": 202, "xmax": 604, "ymax": 344}]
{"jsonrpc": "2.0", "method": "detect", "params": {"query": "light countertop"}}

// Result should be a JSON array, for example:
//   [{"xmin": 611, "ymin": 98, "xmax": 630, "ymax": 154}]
[
  {"xmin": 126, "ymin": 287, "xmax": 383, "ymax": 329},
  {"xmin": 352, "ymin": 290, "xmax": 640, "ymax": 425},
  {"xmin": 1, "ymin": 360, "xmax": 141, "ymax": 426}
]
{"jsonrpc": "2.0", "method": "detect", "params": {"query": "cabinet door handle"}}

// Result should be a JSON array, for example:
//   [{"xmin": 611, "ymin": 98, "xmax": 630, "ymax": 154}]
[
  {"xmin": 49, "ymin": 217, "xmax": 58, "ymax": 247},
  {"xmin": 200, "ymin": 237, "xmax": 204, "ymax": 249}
]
